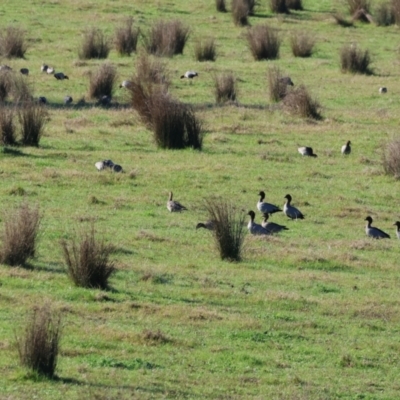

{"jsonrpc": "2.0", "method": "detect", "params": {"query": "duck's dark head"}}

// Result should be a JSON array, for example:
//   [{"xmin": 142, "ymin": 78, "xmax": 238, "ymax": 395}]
[
  {"xmin": 284, "ymin": 194, "xmax": 292, "ymax": 202},
  {"xmin": 247, "ymin": 210, "xmax": 255, "ymax": 219},
  {"xmin": 365, "ymin": 216, "xmax": 373, "ymax": 223},
  {"xmin": 258, "ymin": 191, "xmax": 265, "ymax": 198},
  {"xmin": 393, "ymin": 221, "xmax": 400, "ymax": 228},
  {"xmin": 196, "ymin": 223, "xmax": 206, "ymax": 230}
]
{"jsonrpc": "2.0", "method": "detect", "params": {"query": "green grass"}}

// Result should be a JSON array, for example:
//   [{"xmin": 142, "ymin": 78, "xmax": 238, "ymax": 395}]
[{"xmin": 1, "ymin": 0, "xmax": 400, "ymax": 398}]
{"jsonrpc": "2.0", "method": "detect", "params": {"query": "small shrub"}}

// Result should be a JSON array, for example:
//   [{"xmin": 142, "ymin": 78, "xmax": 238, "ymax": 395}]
[
  {"xmin": 268, "ymin": 66, "xmax": 292, "ymax": 102},
  {"xmin": 114, "ymin": 17, "xmax": 140, "ymax": 56},
  {"xmin": 246, "ymin": 24, "xmax": 280, "ymax": 60},
  {"xmin": 216, "ymin": 0, "xmax": 227, "ymax": 12},
  {"xmin": 79, "ymin": 28, "xmax": 110, "ymax": 60},
  {"xmin": 0, "ymin": 107, "xmax": 16, "ymax": 146},
  {"xmin": 270, "ymin": 0, "xmax": 289, "ymax": 13},
  {"xmin": 61, "ymin": 226, "xmax": 115, "ymax": 289},
  {"xmin": 382, "ymin": 137, "xmax": 400, "ymax": 178},
  {"xmin": 283, "ymin": 85, "xmax": 322, "ymax": 120},
  {"xmin": 11, "ymin": 74, "xmax": 33, "ymax": 103},
  {"xmin": 0, "ymin": 70, "xmax": 12, "ymax": 101},
  {"xmin": 144, "ymin": 19, "xmax": 189, "ymax": 57},
  {"xmin": 0, "ymin": 202, "xmax": 41, "ymax": 266},
  {"xmin": 88, "ymin": 63, "xmax": 117, "ymax": 100},
  {"xmin": 0, "ymin": 26, "xmax": 27, "ymax": 58},
  {"xmin": 16, "ymin": 305, "xmax": 62, "ymax": 379},
  {"xmin": 290, "ymin": 32, "xmax": 315, "ymax": 57},
  {"xmin": 340, "ymin": 44, "xmax": 372, "ymax": 74},
  {"xmin": 231, "ymin": 0, "xmax": 250, "ymax": 26},
  {"xmin": 205, "ymin": 199, "xmax": 246, "ymax": 262},
  {"xmin": 333, "ymin": 13, "xmax": 354, "ymax": 27},
  {"xmin": 194, "ymin": 38, "xmax": 216, "ymax": 62},
  {"xmin": 375, "ymin": 2, "xmax": 395, "ymax": 25},
  {"xmin": 18, "ymin": 101, "xmax": 47, "ymax": 146},
  {"xmin": 286, "ymin": 0, "xmax": 303, "ymax": 10},
  {"xmin": 135, "ymin": 53, "xmax": 170, "ymax": 87},
  {"xmin": 214, "ymin": 73, "xmax": 237, "ymax": 103}
]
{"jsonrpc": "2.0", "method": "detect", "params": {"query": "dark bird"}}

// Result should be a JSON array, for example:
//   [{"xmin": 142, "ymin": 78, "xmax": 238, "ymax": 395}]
[
  {"xmin": 20, "ymin": 68, "xmax": 29, "ymax": 75},
  {"xmin": 38, "ymin": 96, "xmax": 47, "ymax": 105},
  {"xmin": 64, "ymin": 96, "xmax": 73, "ymax": 105},
  {"xmin": 54, "ymin": 72, "xmax": 68, "ymax": 80},
  {"xmin": 279, "ymin": 76, "xmax": 294, "ymax": 86},
  {"xmin": 298, "ymin": 146, "xmax": 317, "ymax": 157},
  {"xmin": 365, "ymin": 216, "xmax": 390, "ymax": 239},
  {"xmin": 257, "ymin": 191, "xmax": 281, "ymax": 214},
  {"xmin": 247, "ymin": 211, "xmax": 270, "ymax": 235},
  {"xmin": 341, "ymin": 140, "xmax": 351, "ymax": 155},
  {"xmin": 261, "ymin": 213, "xmax": 289, "ymax": 234},
  {"xmin": 393, "ymin": 221, "xmax": 400, "ymax": 239},
  {"xmin": 283, "ymin": 194, "xmax": 305, "ymax": 220},
  {"xmin": 196, "ymin": 220, "xmax": 215, "ymax": 231}
]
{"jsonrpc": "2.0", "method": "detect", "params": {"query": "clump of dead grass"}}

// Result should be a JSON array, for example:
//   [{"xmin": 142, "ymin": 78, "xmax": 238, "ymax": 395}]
[
  {"xmin": 214, "ymin": 73, "xmax": 237, "ymax": 103},
  {"xmin": 88, "ymin": 63, "xmax": 117, "ymax": 100},
  {"xmin": 0, "ymin": 107, "xmax": 16, "ymax": 145},
  {"xmin": 216, "ymin": 0, "xmax": 227, "ymax": 12},
  {"xmin": 270, "ymin": 0, "xmax": 289, "ymax": 13},
  {"xmin": 340, "ymin": 44, "xmax": 372, "ymax": 74},
  {"xmin": 268, "ymin": 66, "xmax": 293, "ymax": 102},
  {"xmin": 0, "ymin": 26, "xmax": 27, "ymax": 58},
  {"xmin": 79, "ymin": 28, "xmax": 110, "ymax": 60},
  {"xmin": 382, "ymin": 136, "xmax": 400, "ymax": 178},
  {"xmin": 283, "ymin": 85, "xmax": 322, "ymax": 120},
  {"xmin": 290, "ymin": 32, "xmax": 315, "ymax": 57},
  {"xmin": 246, "ymin": 24, "xmax": 281, "ymax": 60},
  {"xmin": 194, "ymin": 38, "xmax": 216, "ymax": 62},
  {"xmin": 18, "ymin": 100, "xmax": 47, "ymax": 146},
  {"xmin": 114, "ymin": 17, "xmax": 140, "ymax": 56}
]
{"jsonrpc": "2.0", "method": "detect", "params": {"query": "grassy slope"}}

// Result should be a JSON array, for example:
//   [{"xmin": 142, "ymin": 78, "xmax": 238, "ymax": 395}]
[{"xmin": 1, "ymin": 0, "xmax": 400, "ymax": 398}]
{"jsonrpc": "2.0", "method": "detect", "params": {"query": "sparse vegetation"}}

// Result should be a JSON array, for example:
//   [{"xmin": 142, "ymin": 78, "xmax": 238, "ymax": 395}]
[
  {"xmin": 246, "ymin": 24, "xmax": 280, "ymax": 60},
  {"xmin": 18, "ymin": 101, "xmax": 47, "ymax": 146},
  {"xmin": 391, "ymin": 0, "xmax": 400, "ymax": 24},
  {"xmin": 0, "ymin": 70, "xmax": 12, "ymax": 102},
  {"xmin": 382, "ymin": 137, "xmax": 400, "ymax": 178},
  {"xmin": 114, "ymin": 17, "xmax": 140, "ymax": 56},
  {"xmin": 214, "ymin": 72, "xmax": 237, "ymax": 103},
  {"xmin": 144, "ymin": 19, "xmax": 189, "ymax": 57},
  {"xmin": 194, "ymin": 38, "xmax": 216, "ymax": 62},
  {"xmin": 0, "ymin": 202, "xmax": 41, "ymax": 266},
  {"xmin": 231, "ymin": 0, "xmax": 250, "ymax": 26},
  {"xmin": 333, "ymin": 13, "xmax": 355, "ymax": 27},
  {"xmin": 283, "ymin": 85, "xmax": 322, "ymax": 119},
  {"xmin": 0, "ymin": 107, "xmax": 16, "ymax": 145},
  {"xmin": 0, "ymin": 26, "xmax": 27, "ymax": 58},
  {"xmin": 16, "ymin": 305, "xmax": 62, "ymax": 379},
  {"xmin": 61, "ymin": 226, "xmax": 115, "ymax": 289},
  {"xmin": 79, "ymin": 28, "xmax": 110, "ymax": 59},
  {"xmin": 340, "ymin": 44, "xmax": 372, "ymax": 74},
  {"xmin": 88, "ymin": 63, "xmax": 117, "ymax": 100},
  {"xmin": 205, "ymin": 199, "xmax": 246, "ymax": 261},
  {"xmin": 268, "ymin": 66, "xmax": 292, "ymax": 102},
  {"xmin": 290, "ymin": 32, "xmax": 315, "ymax": 57}
]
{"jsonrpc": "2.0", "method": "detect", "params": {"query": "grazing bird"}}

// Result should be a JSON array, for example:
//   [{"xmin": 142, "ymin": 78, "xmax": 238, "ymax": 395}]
[
  {"xmin": 54, "ymin": 72, "xmax": 68, "ymax": 80},
  {"xmin": 283, "ymin": 194, "xmax": 305, "ymax": 220},
  {"xmin": 38, "ymin": 96, "xmax": 47, "ymax": 105},
  {"xmin": 46, "ymin": 67, "xmax": 55, "ymax": 74},
  {"xmin": 261, "ymin": 213, "xmax": 289, "ymax": 234},
  {"xmin": 365, "ymin": 216, "xmax": 390, "ymax": 239},
  {"xmin": 196, "ymin": 220, "xmax": 215, "ymax": 231},
  {"xmin": 180, "ymin": 71, "xmax": 198, "ymax": 79},
  {"xmin": 119, "ymin": 80, "xmax": 133, "ymax": 89},
  {"xmin": 64, "ymin": 95, "xmax": 73, "ymax": 105},
  {"xmin": 99, "ymin": 95, "xmax": 111, "ymax": 106},
  {"xmin": 95, "ymin": 161, "xmax": 105, "ymax": 171},
  {"xmin": 247, "ymin": 211, "xmax": 270, "ymax": 235},
  {"xmin": 167, "ymin": 192, "xmax": 188, "ymax": 212},
  {"xmin": 279, "ymin": 76, "xmax": 294, "ymax": 86},
  {"xmin": 257, "ymin": 191, "xmax": 281, "ymax": 214},
  {"xmin": 341, "ymin": 140, "xmax": 351, "ymax": 155},
  {"xmin": 393, "ymin": 221, "xmax": 400, "ymax": 239},
  {"xmin": 41, "ymin": 64, "xmax": 48, "ymax": 72},
  {"xmin": 20, "ymin": 68, "xmax": 29, "ymax": 75},
  {"xmin": 95, "ymin": 159, "xmax": 122, "ymax": 172},
  {"xmin": 112, "ymin": 164, "xmax": 123, "ymax": 173},
  {"xmin": 379, "ymin": 87, "xmax": 387, "ymax": 94},
  {"xmin": 298, "ymin": 146, "xmax": 317, "ymax": 157}
]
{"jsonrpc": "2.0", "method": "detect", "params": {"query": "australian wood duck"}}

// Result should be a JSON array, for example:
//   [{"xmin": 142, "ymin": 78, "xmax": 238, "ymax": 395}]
[
  {"xmin": 365, "ymin": 216, "xmax": 390, "ymax": 239},
  {"xmin": 283, "ymin": 194, "xmax": 304, "ymax": 220},
  {"xmin": 167, "ymin": 192, "xmax": 188, "ymax": 212}
]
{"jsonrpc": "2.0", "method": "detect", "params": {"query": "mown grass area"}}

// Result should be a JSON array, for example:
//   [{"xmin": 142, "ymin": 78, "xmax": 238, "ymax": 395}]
[{"xmin": 1, "ymin": 0, "xmax": 400, "ymax": 398}]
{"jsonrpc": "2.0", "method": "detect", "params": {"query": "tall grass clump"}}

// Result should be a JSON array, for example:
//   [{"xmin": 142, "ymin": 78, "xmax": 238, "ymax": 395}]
[
  {"xmin": 11, "ymin": 74, "xmax": 32, "ymax": 103},
  {"xmin": 78, "ymin": 28, "xmax": 110, "ymax": 59},
  {"xmin": 88, "ymin": 63, "xmax": 117, "ymax": 100},
  {"xmin": 0, "ymin": 107, "xmax": 16, "ymax": 145},
  {"xmin": 0, "ymin": 70, "xmax": 12, "ymax": 101},
  {"xmin": 16, "ymin": 305, "xmax": 62, "ymax": 379},
  {"xmin": 214, "ymin": 73, "xmax": 237, "ymax": 103},
  {"xmin": 61, "ymin": 226, "xmax": 115, "ymax": 289},
  {"xmin": 0, "ymin": 202, "xmax": 41, "ymax": 266},
  {"xmin": 246, "ymin": 25, "xmax": 280, "ymax": 60},
  {"xmin": 270, "ymin": 0, "xmax": 289, "ymax": 13},
  {"xmin": 340, "ymin": 44, "xmax": 372, "ymax": 74},
  {"xmin": 216, "ymin": 0, "xmax": 227, "ymax": 12},
  {"xmin": 375, "ymin": 2, "xmax": 395, "ymax": 25},
  {"xmin": 144, "ymin": 19, "xmax": 189, "ymax": 57},
  {"xmin": 290, "ymin": 33, "xmax": 315, "ymax": 57},
  {"xmin": 382, "ymin": 137, "xmax": 400, "ymax": 178},
  {"xmin": 231, "ymin": 0, "xmax": 250, "ymax": 26},
  {"xmin": 114, "ymin": 17, "xmax": 140, "ymax": 56},
  {"xmin": 347, "ymin": 0, "xmax": 371, "ymax": 15},
  {"xmin": 283, "ymin": 85, "xmax": 322, "ymax": 120},
  {"xmin": 0, "ymin": 26, "xmax": 27, "ymax": 58},
  {"xmin": 18, "ymin": 101, "xmax": 47, "ymax": 146},
  {"xmin": 135, "ymin": 53, "xmax": 170, "ymax": 87},
  {"xmin": 268, "ymin": 67, "xmax": 292, "ymax": 102},
  {"xmin": 205, "ymin": 199, "xmax": 246, "ymax": 262},
  {"xmin": 194, "ymin": 39, "xmax": 216, "ymax": 62},
  {"xmin": 286, "ymin": 0, "xmax": 303, "ymax": 10}
]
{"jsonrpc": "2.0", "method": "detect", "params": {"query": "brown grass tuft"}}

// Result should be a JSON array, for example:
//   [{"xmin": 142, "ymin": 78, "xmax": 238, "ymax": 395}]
[
  {"xmin": 231, "ymin": 0, "xmax": 250, "ymax": 26},
  {"xmin": 290, "ymin": 32, "xmax": 315, "ymax": 57},
  {"xmin": 16, "ymin": 304, "xmax": 62, "ymax": 378},
  {"xmin": 114, "ymin": 17, "xmax": 140, "ymax": 56},
  {"xmin": 382, "ymin": 137, "xmax": 400, "ymax": 178},
  {"xmin": 18, "ymin": 101, "xmax": 47, "ymax": 146},
  {"xmin": 268, "ymin": 67, "xmax": 292, "ymax": 102},
  {"xmin": 246, "ymin": 24, "xmax": 280, "ymax": 60},
  {"xmin": 283, "ymin": 85, "xmax": 322, "ymax": 120},
  {"xmin": 142, "ymin": 329, "xmax": 171, "ymax": 344},
  {"xmin": 340, "ymin": 44, "xmax": 372, "ymax": 74},
  {"xmin": 392, "ymin": 0, "xmax": 400, "ymax": 24},
  {"xmin": 0, "ymin": 26, "xmax": 27, "ymax": 58},
  {"xmin": 0, "ymin": 107, "xmax": 16, "ymax": 146},
  {"xmin": 194, "ymin": 38, "xmax": 216, "ymax": 62},
  {"xmin": 0, "ymin": 202, "xmax": 41, "ymax": 266},
  {"xmin": 375, "ymin": 2, "xmax": 395, "ymax": 26},
  {"xmin": 61, "ymin": 226, "xmax": 116, "ymax": 289},
  {"xmin": 79, "ymin": 28, "xmax": 110, "ymax": 60},
  {"xmin": 214, "ymin": 73, "xmax": 237, "ymax": 103},
  {"xmin": 0, "ymin": 70, "xmax": 13, "ymax": 102},
  {"xmin": 333, "ymin": 13, "xmax": 354, "ymax": 27},
  {"xmin": 88, "ymin": 63, "xmax": 117, "ymax": 100}
]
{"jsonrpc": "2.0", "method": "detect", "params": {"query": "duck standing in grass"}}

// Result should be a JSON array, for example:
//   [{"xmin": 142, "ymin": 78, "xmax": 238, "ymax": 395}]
[
  {"xmin": 341, "ymin": 140, "xmax": 351, "ymax": 155},
  {"xmin": 365, "ymin": 216, "xmax": 390, "ymax": 239},
  {"xmin": 54, "ymin": 72, "xmax": 68, "ymax": 80},
  {"xmin": 393, "ymin": 221, "xmax": 400, "ymax": 239},
  {"xmin": 261, "ymin": 213, "xmax": 289, "ymax": 234},
  {"xmin": 283, "ymin": 194, "xmax": 305, "ymax": 220},
  {"xmin": 298, "ymin": 146, "xmax": 317, "ymax": 157},
  {"xmin": 196, "ymin": 220, "xmax": 215, "ymax": 231},
  {"xmin": 247, "ymin": 211, "xmax": 270, "ymax": 235},
  {"xmin": 257, "ymin": 191, "xmax": 281, "ymax": 214},
  {"xmin": 167, "ymin": 192, "xmax": 188, "ymax": 212}
]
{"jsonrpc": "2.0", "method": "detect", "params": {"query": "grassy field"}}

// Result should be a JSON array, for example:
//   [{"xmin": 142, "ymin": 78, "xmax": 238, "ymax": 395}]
[{"xmin": 1, "ymin": 0, "xmax": 400, "ymax": 398}]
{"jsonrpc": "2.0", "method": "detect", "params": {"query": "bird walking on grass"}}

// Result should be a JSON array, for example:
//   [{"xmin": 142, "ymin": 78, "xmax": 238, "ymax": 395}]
[
  {"xmin": 365, "ymin": 216, "xmax": 390, "ymax": 239},
  {"xmin": 298, "ymin": 146, "xmax": 317, "ymax": 157},
  {"xmin": 196, "ymin": 220, "xmax": 215, "ymax": 231},
  {"xmin": 167, "ymin": 192, "xmax": 188, "ymax": 212},
  {"xmin": 283, "ymin": 194, "xmax": 304, "ymax": 220},
  {"xmin": 54, "ymin": 72, "xmax": 68, "ymax": 80},
  {"xmin": 341, "ymin": 140, "xmax": 351, "ymax": 155}
]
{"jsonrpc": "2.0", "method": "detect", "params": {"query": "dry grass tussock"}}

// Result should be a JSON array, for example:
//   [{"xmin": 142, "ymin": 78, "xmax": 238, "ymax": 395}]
[
  {"xmin": 79, "ymin": 28, "xmax": 110, "ymax": 59},
  {"xmin": 18, "ymin": 100, "xmax": 47, "ymax": 146},
  {"xmin": 290, "ymin": 33, "xmax": 315, "ymax": 58},
  {"xmin": 375, "ymin": 2, "xmax": 395, "ymax": 26},
  {"xmin": 88, "ymin": 63, "xmax": 117, "ymax": 100},
  {"xmin": 144, "ymin": 19, "xmax": 189, "ymax": 57},
  {"xmin": 205, "ymin": 199, "xmax": 246, "ymax": 261},
  {"xmin": 16, "ymin": 304, "xmax": 62, "ymax": 378},
  {"xmin": 194, "ymin": 38, "xmax": 216, "ymax": 62},
  {"xmin": 214, "ymin": 73, "xmax": 237, "ymax": 103},
  {"xmin": 283, "ymin": 85, "xmax": 322, "ymax": 120},
  {"xmin": 0, "ymin": 26, "xmax": 27, "ymax": 58},
  {"xmin": 382, "ymin": 137, "xmax": 400, "ymax": 178},
  {"xmin": 0, "ymin": 70, "xmax": 13, "ymax": 102},
  {"xmin": 246, "ymin": 24, "xmax": 280, "ymax": 60},
  {"xmin": 0, "ymin": 202, "xmax": 41, "ymax": 266},
  {"xmin": 61, "ymin": 225, "xmax": 116, "ymax": 289},
  {"xmin": 114, "ymin": 17, "xmax": 139, "ymax": 56},
  {"xmin": 332, "ymin": 14, "xmax": 354, "ymax": 27},
  {"xmin": 340, "ymin": 44, "xmax": 372, "ymax": 74},
  {"xmin": 0, "ymin": 106, "xmax": 16, "ymax": 146},
  {"xmin": 393, "ymin": 0, "xmax": 400, "ymax": 24},
  {"xmin": 231, "ymin": 0, "xmax": 250, "ymax": 26},
  {"xmin": 268, "ymin": 67, "xmax": 292, "ymax": 102}
]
